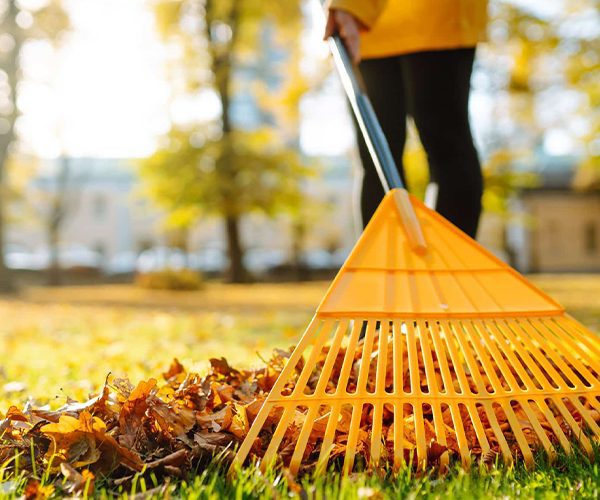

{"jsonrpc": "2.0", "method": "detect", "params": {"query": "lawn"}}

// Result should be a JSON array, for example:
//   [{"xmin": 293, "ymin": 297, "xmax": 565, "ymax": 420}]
[{"xmin": 0, "ymin": 275, "xmax": 599, "ymax": 498}]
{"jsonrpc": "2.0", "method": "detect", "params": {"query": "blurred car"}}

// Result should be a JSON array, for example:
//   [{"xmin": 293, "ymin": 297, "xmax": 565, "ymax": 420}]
[
  {"xmin": 6, "ymin": 245, "xmax": 103, "ymax": 272},
  {"xmin": 5, "ymin": 247, "xmax": 49, "ymax": 271},
  {"xmin": 243, "ymin": 248, "xmax": 287, "ymax": 274},
  {"xmin": 105, "ymin": 251, "xmax": 138, "ymax": 275},
  {"xmin": 331, "ymin": 246, "xmax": 352, "ymax": 268},
  {"xmin": 136, "ymin": 247, "xmax": 187, "ymax": 273},
  {"xmin": 193, "ymin": 247, "xmax": 227, "ymax": 274},
  {"xmin": 57, "ymin": 245, "xmax": 102, "ymax": 270},
  {"xmin": 300, "ymin": 249, "xmax": 333, "ymax": 271}
]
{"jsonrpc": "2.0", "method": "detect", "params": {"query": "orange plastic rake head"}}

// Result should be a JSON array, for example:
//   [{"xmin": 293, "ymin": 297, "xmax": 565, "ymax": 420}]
[
  {"xmin": 232, "ymin": 191, "xmax": 600, "ymax": 474},
  {"xmin": 230, "ymin": 32, "xmax": 599, "ymax": 474}
]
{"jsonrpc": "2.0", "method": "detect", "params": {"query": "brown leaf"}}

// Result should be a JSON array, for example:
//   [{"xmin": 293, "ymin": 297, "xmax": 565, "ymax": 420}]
[
  {"xmin": 60, "ymin": 462, "xmax": 95, "ymax": 496},
  {"xmin": 194, "ymin": 431, "xmax": 234, "ymax": 453},
  {"xmin": 197, "ymin": 405, "xmax": 233, "ymax": 432},
  {"xmin": 23, "ymin": 479, "xmax": 54, "ymax": 500},
  {"xmin": 149, "ymin": 402, "xmax": 196, "ymax": 438},
  {"xmin": 146, "ymin": 449, "xmax": 188, "ymax": 469},
  {"xmin": 41, "ymin": 414, "xmax": 100, "ymax": 470},
  {"xmin": 427, "ymin": 441, "xmax": 448, "ymax": 462},
  {"xmin": 163, "ymin": 358, "xmax": 186, "ymax": 381},
  {"xmin": 209, "ymin": 357, "xmax": 239, "ymax": 377}
]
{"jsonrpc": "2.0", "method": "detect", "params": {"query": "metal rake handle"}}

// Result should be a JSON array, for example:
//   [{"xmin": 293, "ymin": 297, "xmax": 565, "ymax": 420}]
[
  {"xmin": 328, "ymin": 35, "xmax": 403, "ymax": 193},
  {"xmin": 327, "ymin": 34, "xmax": 427, "ymax": 253}
]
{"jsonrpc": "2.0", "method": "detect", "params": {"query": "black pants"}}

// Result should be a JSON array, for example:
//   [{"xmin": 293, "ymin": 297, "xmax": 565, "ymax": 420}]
[{"xmin": 356, "ymin": 48, "xmax": 483, "ymax": 238}]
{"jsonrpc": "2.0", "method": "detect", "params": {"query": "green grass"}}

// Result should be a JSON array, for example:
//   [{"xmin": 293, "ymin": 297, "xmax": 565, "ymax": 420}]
[
  {"xmin": 0, "ymin": 275, "xmax": 599, "ymax": 498},
  {"xmin": 175, "ymin": 449, "xmax": 600, "ymax": 500},
  {"xmin": 2, "ymin": 447, "xmax": 599, "ymax": 499}
]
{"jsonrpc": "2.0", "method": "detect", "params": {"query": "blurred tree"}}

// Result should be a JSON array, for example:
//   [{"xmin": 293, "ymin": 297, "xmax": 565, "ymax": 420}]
[
  {"xmin": 0, "ymin": 0, "xmax": 19, "ymax": 291},
  {"xmin": 259, "ymin": 21, "xmax": 331, "ymax": 280},
  {"xmin": 0, "ymin": 0, "xmax": 68, "ymax": 290},
  {"xmin": 140, "ymin": 128, "xmax": 310, "ymax": 281},
  {"xmin": 146, "ymin": 0, "xmax": 310, "ymax": 282},
  {"xmin": 480, "ymin": 0, "xmax": 599, "ymax": 201},
  {"xmin": 566, "ymin": 1, "xmax": 600, "ymax": 190},
  {"xmin": 42, "ymin": 157, "xmax": 80, "ymax": 286}
]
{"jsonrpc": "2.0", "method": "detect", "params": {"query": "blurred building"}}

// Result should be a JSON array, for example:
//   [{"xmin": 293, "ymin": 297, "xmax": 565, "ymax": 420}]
[
  {"xmin": 7, "ymin": 155, "xmax": 355, "ymax": 276},
  {"xmin": 8, "ymin": 158, "xmax": 161, "ymax": 274},
  {"xmin": 507, "ymin": 156, "xmax": 600, "ymax": 273},
  {"xmin": 8, "ymin": 154, "xmax": 599, "ymax": 277}
]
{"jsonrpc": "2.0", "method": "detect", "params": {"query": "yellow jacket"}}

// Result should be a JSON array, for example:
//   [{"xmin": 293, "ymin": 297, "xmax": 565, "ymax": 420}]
[{"xmin": 329, "ymin": 0, "xmax": 488, "ymax": 59}]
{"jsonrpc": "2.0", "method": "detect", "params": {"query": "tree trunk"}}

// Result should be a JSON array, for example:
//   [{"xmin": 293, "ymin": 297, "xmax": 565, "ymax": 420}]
[
  {"xmin": 47, "ymin": 221, "xmax": 61, "ymax": 286},
  {"xmin": 0, "ymin": 0, "xmax": 20, "ymax": 293},
  {"xmin": 0, "ymin": 160, "xmax": 13, "ymax": 291},
  {"xmin": 224, "ymin": 214, "xmax": 247, "ymax": 283},
  {"xmin": 206, "ymin": 0, "xmax": 249, "ymax": 283},
  {"xmin": 46, "ymin": 157, "xmax": 70, "ymax": 286},
  {"xmin": 290, "ymin": 219, "xmax": 309, "ymax": 281}
]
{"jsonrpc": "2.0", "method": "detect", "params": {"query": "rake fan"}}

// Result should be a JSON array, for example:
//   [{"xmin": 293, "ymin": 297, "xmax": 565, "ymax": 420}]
[{"xmin": 231, "ymin": 37, "xmax": 600, "ymax": 474}]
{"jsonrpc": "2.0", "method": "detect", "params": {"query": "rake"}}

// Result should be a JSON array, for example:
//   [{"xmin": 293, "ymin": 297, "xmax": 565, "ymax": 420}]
[{"xmin": 231, "ymin": 36, "xmax": 600, "ymax": 475}]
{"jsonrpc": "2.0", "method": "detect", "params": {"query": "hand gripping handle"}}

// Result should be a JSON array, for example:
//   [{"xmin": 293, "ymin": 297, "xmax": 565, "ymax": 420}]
[{"xmin": 327, "ymin": 34, "xmax": 427, "ymax": 254}]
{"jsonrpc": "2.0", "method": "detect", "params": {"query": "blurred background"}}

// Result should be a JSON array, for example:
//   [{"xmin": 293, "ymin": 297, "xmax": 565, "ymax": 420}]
[{"xmin": 0, "ymin": 0, "xmax": 598, "ymax": 291}]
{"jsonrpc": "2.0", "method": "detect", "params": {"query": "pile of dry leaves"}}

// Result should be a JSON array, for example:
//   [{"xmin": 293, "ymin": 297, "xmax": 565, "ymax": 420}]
[{"xmin": 1, "ymin": 332, "xmax": 598, "ymax": 493}]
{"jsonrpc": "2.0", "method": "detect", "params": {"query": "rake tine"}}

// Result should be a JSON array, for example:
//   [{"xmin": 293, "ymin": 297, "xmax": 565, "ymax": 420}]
[
  {"xmin": 568, "ymin": 397, "xmax": 600, "ymax": 437},
  {"xmin": 356, "ymin": 319, "xmax": 377, "ymax": 392},
  {"xmin": 487, "ymin": 321, "xmax": 537, "ymax": 391},
  {"xmin": 517, "ymin": 318, "xmax": 590, "ymax": 384},
  {"xmin": 462, "ymin": 320, "xmax": 504, "ymax": 391},
  {"xmin": 405, "ymin": 321, "xmax": 421, "ymax": 394},
  {"xmin": 551, "ymin": 397, "xmax": 593, "ymax": 456},
  {"xmin": 534, "ymin": 398, "xmax": 573, "ymax": 454},
  {"xmin": 289, "ymin": 405, "xmax": 320, "ymax": 475},
  {"xmin": 313, "ymin": 320, "xmax": 349, "ymax": 396},
  {"xmin": 464, "ymin": 402, "xmax": 491, "ymax": 465},
  {"xmin": 334, "ymin": 319, "xmax": 362, "ymax": 397},
  {"xmin": 519, "ymin": 400, "xmax": 557, "ymax": 461},
  {"xmin": 474, "ymin": 319, "xmax": 521, "ymax": 392},
  {"xmin": 430, "ymin": 403, "xmax": 449, "ymax": 471},
  {"xmin": 341, "ymin": 318, "xmax": 377, "ymax": 473},
  {"xmin": 416, "ymin": 320, "xmax": 439, "ymax": 393},
  {"xmin": 530, "ymin": 319, "xmax": 599, "ymax": 384},
  {"xmin": 413, "ymin": 403, "xmax": 428, "ymax": 470},
  {"xmin": 370, "ymin": 328, "xmax": 390, "ymax": 467},
  {"xmin": 449, "ymin": 403, "xmax": 473, "ymax": 468},
  {"xmin": 587, "ymin": 396, "xmax": 600, "ymax": 413},
  {"xmin": 393, "ymin": 401, "xmax": 404, "ymax": 470},
  {"xmin": 481, "ymin": 401, "xmax": 513, "ymax": 465},
  {"xmin": 370, "ymin": 402, "xmax": 384, "ymax": 467},
  {"xmin": 553, "ymin": 316, "xmax": 600, "ymax": 362},
  {"xmin": 231, "ymin": 400, "xmax": 272, "ymax": 471},
  {"xmin": 260, "ymin": 405, "xmax": 296, "ymax": 469},
  {"xmin": 343, "ymin": 402, "xmax": 363, "ymax": 474},
  {"xmin": 500, "ymin": 403, "xmax": 535, "ymax": 468},
  {"xmin": 291, "ymin": 319, "xmax": 336, "ymax": 398},
  {"xmin": 316, "ymin": 403, "xmax": 341, "ymax": 474},
  {"xmin": 392, "ymin": 320, "xmax": 404, "ymax": 397},
  {"xmin": 439, "ymin": 320, "xmax": 474, "ymax": 395},
  {"xmin": 508, "ymin": 319, "xmax": 575, "ymax": 390},
  {"xmin": 428, "ymin": 321, "xmax": 456, "ymax": 396},
  {"xmin": 270, "ymin": 316, "xmax": 323, "ymax": 399},
  {"xmin": 450, "ymin": 320, "xmax": 488, "ymax": 394},
  {"xmin": 502, "ymin": 319, "xmax": 561, "ymax": 392},
  {"xmin": 375, "ymin": 321, "xmax": 390, "ymax": 394}
]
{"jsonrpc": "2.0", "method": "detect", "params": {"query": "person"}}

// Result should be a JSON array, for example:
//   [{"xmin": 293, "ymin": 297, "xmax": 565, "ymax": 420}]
[{"xmin": 324, "ymin": 0, "xmax": 488, "ymax": 238}]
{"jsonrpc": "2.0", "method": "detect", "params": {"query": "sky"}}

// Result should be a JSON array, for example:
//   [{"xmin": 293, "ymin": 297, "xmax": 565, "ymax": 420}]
[
  {"xmin": 19, "ymin": 0, "xmax": 171, "ymax": 158},
  {"xmin": 17, "ymin": 0, "xmax": 358, "ymax": 159},
  {"xmin": 15, "ymin": 0, "xmax": 583, "ymax": 160}
]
